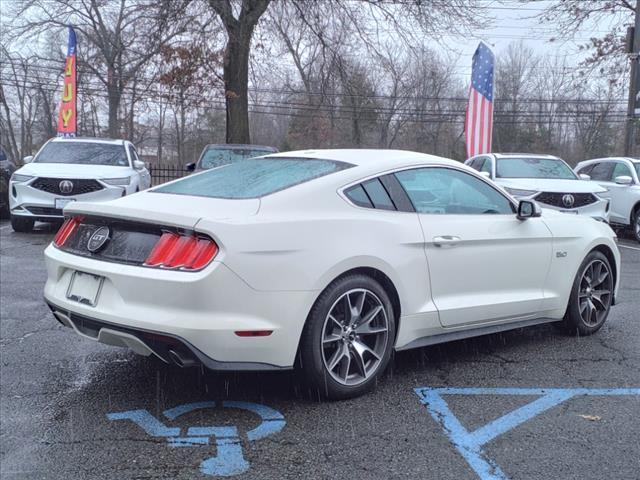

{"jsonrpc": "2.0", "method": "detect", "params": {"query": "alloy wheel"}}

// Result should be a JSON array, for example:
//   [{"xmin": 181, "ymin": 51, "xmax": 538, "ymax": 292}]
[
  {"xmin": 321, "ymin": 288, "xmax": 389, "ymax": 386},
  {"xmin": 578, "ymin": 259, "xmax": 612, "ymax": 327},
  {"xmin": 634, "ymin": 212, "xmax": 640, "ymax": 241}
]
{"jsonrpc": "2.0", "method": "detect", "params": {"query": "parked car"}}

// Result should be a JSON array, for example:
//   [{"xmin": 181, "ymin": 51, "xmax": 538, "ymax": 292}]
[
  {"xmin": 9, "ymin": 137, "xmax": 151, "ymax": 232},
  {"xmin": 44, "ymin": 150, "xmax": 619, "ymax": 399},
  {"xmin": 186, "ymin": 144, "xmax": 278, "ymax": 173},
  {"xmin": 465, "ymin": 153, "xmax": 610, "ymax": 221},
  {"xmin": 0, "ymin": 145, "xmax": 17, "ymax": 218},
  {"xmin": 575, "ymin": 157, "xmax": 640, "ymax": 242}
]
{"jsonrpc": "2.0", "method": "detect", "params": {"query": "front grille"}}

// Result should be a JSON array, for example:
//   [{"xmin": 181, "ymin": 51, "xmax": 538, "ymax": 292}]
[
  {"xmin": 25, "ymin": 206, "xmax": 63, "ymax": 216},
  {"xmin": 535, "ymin": 192, "xmax": 597, "ymax": 209},
  {"xmin": 31, "ymin": 177, "xmax": 104, "ymax": 196}
]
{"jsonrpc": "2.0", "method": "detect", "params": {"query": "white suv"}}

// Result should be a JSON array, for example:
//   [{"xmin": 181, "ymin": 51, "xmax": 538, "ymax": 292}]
[
  {"xmin": 466, "ymin": 153, "xmax": 610, "ymax": 221},
  {"xmin": 9, "ymin": 138, "xmax": 151, "ymax": 232},
  {"xmin": 575, "ymin": 157, "xmax": 640, "ymax": 242}
]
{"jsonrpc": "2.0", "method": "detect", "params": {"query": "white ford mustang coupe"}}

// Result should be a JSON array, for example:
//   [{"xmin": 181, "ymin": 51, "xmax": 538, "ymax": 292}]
[{"xmin": 44, "ymin": 150, "xmax": 620, "ymax": 399}]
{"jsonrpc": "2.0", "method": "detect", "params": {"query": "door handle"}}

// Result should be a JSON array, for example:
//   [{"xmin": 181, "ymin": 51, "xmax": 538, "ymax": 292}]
[{"xmin": 432, "ymin": 235, "xmax": 461, "ymax": 247}]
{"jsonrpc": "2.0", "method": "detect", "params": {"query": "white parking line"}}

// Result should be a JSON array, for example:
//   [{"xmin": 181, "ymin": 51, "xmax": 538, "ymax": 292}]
[
  {"xmin": 619, "ymin": 243, "xmax": 640, "ymax": 251},
  {"xmin": 0, "ymin": 224, "xmax": 12, "ymax": 231}
]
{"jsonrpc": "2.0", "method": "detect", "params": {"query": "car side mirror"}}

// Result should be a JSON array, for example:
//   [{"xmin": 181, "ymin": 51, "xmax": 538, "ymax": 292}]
[
  {"xmin": 185, "ymin": 162, "xmax": 196, "ymax": 172},
  {"xmin": 614, "ymin": 175, "xmax": 633, "ymax": 185},
  {"xmin": 579, "ymin": 173, "xmax": 591, "ymax": 181},
  {"xmin": 517, "ymin": 200, "xmax": 542, "ymax": 220},
  {"xmin": 479, "ymin": 171, "xmax": 491, "ymax": 178},
  {"xmin": 23, "ymin": 155, "xmax": 33, "ymax": 164},
  {"xmin": 133, "ymin": 160, "xmax": 145, "ymax": 170}
]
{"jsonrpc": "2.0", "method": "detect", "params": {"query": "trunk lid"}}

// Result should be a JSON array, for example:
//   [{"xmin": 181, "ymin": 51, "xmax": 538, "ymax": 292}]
[{"xmin": 64, "ymin": 190, "xmax": 261, "ymax": 229}]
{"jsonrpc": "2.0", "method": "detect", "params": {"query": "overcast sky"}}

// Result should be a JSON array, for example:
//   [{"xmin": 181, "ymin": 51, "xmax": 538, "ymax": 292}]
[{"xmin": 448, "ymin": 0, "xmax": 618, "ymax": 78}]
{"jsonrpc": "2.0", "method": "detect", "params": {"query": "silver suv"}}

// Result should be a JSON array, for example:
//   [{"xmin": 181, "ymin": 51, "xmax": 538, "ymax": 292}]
[{"xmin": 575, "ymin": 157, "xmax": 640, "ymax": 242}]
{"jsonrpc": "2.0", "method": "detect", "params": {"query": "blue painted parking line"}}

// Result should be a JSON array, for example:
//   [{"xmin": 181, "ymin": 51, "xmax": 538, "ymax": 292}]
[
  {"xmin": 107, "ymin": 401, "xmax": 286, "ymax": 477},
  {"xmin": 414, "ymin": 387, "xmax": 640, "ymax": 480}
]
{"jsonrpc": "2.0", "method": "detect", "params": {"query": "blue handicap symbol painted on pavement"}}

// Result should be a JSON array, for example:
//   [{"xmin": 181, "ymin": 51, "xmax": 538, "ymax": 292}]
[
  {"xmin": 414, "ymin": 387, "xmax": 640, "ymax": 480},
  {"xmin": 107, "ymin": 400, "xmax": 285, "ymax": 477}
]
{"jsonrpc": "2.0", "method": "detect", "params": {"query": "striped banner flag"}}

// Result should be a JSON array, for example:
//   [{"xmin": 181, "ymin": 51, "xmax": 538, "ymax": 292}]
[{"xmin": 464, "ymin": 42, "xmax": 495, "ymax": 158}]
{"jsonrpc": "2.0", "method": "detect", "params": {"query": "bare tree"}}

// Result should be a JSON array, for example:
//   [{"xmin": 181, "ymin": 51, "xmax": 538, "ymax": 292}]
[{"xmin": 9, "ymin": 0, "xmax": 193, "ymax": 138}]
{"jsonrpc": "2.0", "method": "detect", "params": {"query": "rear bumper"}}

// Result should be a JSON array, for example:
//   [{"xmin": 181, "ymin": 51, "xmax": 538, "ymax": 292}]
[
  {"xmin": 43, "ymin": 245, "xmax": 318, "ymax": 368},
  {"xmin": 46, "ymin": 301, "xmax": 289, "ymax": 371}
]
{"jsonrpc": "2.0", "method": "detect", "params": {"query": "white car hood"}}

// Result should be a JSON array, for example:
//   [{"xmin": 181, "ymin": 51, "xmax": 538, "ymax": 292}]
[
  {"xmin": 64, "ymin": 190, "xmax": 260, "ymax": 229},
  {"xmin": 497, "ymin": 178, "xmax": 606, "ymax": 194},
  {"xmin": 15, "ymin": 163, "xmax": 132, "ymax": 179}
]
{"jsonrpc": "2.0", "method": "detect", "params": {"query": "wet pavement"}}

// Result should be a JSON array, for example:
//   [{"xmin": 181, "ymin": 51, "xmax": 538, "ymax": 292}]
[{"xmin": 1, "ymin": 220, "xmax": 639, "ymax": 480}]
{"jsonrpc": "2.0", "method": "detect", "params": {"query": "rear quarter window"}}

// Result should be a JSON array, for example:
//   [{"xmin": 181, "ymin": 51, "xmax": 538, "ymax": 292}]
[{"xmin": 153, "ymin": 158, "xmax": 352, "ymax": 199}]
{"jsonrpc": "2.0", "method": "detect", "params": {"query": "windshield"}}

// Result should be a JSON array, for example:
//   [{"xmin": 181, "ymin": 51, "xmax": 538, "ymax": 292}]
[
  {"xmin": 496, "ymin": 157, "xmax": 577, "ymax": 180},
  {"xmin": 635, "ymin": 163, "xmax": 640, "ymax": 179},
  {"xmin": 35, "ymin": 142, "xmax": 129, "ymax": 166},
  {"xmin": 198, "ymin": 147, "xmax": 276, "ymax": 170},
  {"xmin": 155, "ymin": 158, "xmax": 352, "ymax": 199}
]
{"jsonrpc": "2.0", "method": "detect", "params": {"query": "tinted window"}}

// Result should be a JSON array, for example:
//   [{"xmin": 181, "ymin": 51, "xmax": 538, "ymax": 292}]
[
  {"xmin": 128, "ymin": 145, "xmax": 139, "ymax": 163},
  {"xmin": 395, "ymin": 167, "xmax": 514, "ymax": 215},
  {"xmin": 198, "ymin": 147, "xmax": 277, "ymax": 170},
  {"xmin": 468, "ymin": 158, "xmax": 482, "ymax": 170},
  {"xmin": 577, "ymin": 164, "xmax": 595, "ymax": 176},
  {"xmin": 154, "ymin": 158, "xmax": 352, "ymax": 199},
  {"xmin": 35, "ymin": 142, "xmax": 128, "ymax": 166},
  {"xmin": 362, "ymin": 178, "xmax": 395, "ymax": 210},
  {"xmin": 345, "ymin": 184, "xmax": 373, "ymax": 208},
  {"xmin": 612, "ymin": 162, "xmax": 632, "ymax": 180},
  {"xmin": 479, "ymin": 158, "xmax": 492, "ymax": 175},
  {"xmin": 589, "ymin": 162, "xmax": 614, "ymax": 181},
  {"xmin": 496, "ymin": 157, "xmax": 577, "ymax": 179}
]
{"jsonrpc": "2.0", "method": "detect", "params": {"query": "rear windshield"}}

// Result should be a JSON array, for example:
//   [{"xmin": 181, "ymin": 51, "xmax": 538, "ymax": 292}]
[
  {"xmin": 198, "ymin": 147, "xmax": 276, "ymax": 170},
  {"xmin": 154, "ymin": 158, "xmax": 352, "ymax": 199},
  {"xmin": 496, "ymin": 157, "xmax": 576, "ymax": 180},
  {"xmin": 35, "ymin": 142, "xmax": 129, "ymax": 166}
]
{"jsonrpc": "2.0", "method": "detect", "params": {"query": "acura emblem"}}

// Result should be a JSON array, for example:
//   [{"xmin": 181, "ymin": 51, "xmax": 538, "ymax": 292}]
[
  {"xmin": 87, "ymin": 226, "xmax": 111, "ymax": 253},
  {"xmin": 562, "ymin": 194, "xmax": 575, "ymax": 208},
  {"xmin": 59, "ymin": 180, "xmax": 74, "ymax": 194}
]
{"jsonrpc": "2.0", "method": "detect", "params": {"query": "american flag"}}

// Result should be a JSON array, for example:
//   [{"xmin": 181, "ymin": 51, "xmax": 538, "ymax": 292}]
[{"xmin": 465, "ymin": 42, "xmax": 495, "ymax": 158}]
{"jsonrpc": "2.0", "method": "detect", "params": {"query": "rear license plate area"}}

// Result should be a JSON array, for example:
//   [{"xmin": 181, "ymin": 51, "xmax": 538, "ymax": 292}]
[{"xmin": 66, "ymin": 271, "xmax": 104, "ymax": 307}]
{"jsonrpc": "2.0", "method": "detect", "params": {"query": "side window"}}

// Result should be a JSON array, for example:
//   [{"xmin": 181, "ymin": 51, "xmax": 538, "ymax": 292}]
[
  {"xmin": 611, "ymin": 162, "xmax": 632, "ymax": 180},
  {"xmin": 394, "ymin": 167, "xmax": 514, "ymax": 215},
  {"xmin": 577, "ymin": 164, "xmax": 595, "ymax": 176},
  {"xmin": 127, "ymin": 145, "xmax": 139, "ymax": 165},
  {"xmin": 479, "ymin": 158, "xmax": 492, "ymax": 175},
  {"xmin": 468, "ymin": 158, "xmax": 482, "ymax": 171},
  {"xmin": 362, "ymin": 178, "xmax": 395, "ymax": 211},
  {"xmin": 589, "ymin": 162, "xmax": 614, "ymax": 181},
  {"xmin": 344, "ymin": 184, "xmax": 373, "ymax": 208}
]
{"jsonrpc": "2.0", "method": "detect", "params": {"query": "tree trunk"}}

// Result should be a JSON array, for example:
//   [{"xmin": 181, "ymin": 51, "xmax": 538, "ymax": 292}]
[
  {"xmin": 107, "ymin": 67, "xmax": 121, "ymax": 138},
  {"xmin": 223, "ymin": 32, "xmax": 252, "ymax": 144}
]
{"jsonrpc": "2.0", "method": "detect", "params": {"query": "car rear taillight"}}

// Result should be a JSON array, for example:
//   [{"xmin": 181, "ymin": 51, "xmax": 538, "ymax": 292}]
[
  {"xmin": 144, "ymin": 232, "xmax": 218, "ymax": 270},
  {"xmin": 53, "ymin": 216, "xmax": 84, "ymax": 247}
]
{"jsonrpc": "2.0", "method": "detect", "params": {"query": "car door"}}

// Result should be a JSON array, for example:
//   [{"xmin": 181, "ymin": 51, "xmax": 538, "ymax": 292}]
[
  {"xmin": 601, "ymin": 161, "xmax": 634, "ymax": 225},
  {"xmin": 128, "ymin": 145, "xmax": 151, "ymax": 190},
  {"xmin": 394, "ymin": 166, "xmax": 553, "ymax": 328}
]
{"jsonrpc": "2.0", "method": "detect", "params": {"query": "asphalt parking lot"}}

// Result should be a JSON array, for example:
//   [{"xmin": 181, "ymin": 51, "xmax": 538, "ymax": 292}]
[{"xmin": 1, "ymin": 220, "xmax": 638, "ymax": 480}]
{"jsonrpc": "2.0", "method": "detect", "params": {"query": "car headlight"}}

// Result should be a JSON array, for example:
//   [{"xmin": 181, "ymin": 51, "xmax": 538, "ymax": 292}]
[
  {"xmin": 102, "ymin": 177, "xmax": 131, "ymax": 186},
  {"xmin": 504, "ymin": 187, "xmax": 537, "ymax": 197},
  {"xmin": 10, "ymin": 173, "xmax": 34, "ymax": 183}
]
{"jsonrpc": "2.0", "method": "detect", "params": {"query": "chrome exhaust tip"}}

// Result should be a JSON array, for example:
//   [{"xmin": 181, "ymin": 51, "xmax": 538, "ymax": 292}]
[{"xmin": 168, "ymin": 349, "xmax": 197, "ymax": 368}]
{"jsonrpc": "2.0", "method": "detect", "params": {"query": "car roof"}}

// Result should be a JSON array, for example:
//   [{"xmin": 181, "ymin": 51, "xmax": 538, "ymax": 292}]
[
  {"xmin": 204, "ymin": 144, "xmax": 277, "ymax": 151},
  {"xmin": 49, "ymin": 137, "xmax": 126, "ymax": 146},
  {"xmin": 490, "ymin": 153, "xmax": 561, "ymax": 160},
  {"xmin": 264, "ymin": 149, "xmax": 463, "ymax": 174},
  {"xmin": 580, "ymin": 157, "xmax": 639, "ymax": 164}
]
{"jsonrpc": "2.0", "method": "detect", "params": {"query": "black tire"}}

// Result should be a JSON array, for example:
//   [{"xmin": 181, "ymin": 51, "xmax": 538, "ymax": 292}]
[
  {"xmin": 298, "ymin": 274, "xmax": 396, "ymax": 400},
  {"xmin": 632, "ymin": 207, "xmax": 640, "ymax": 243},
  {"xmin": 10, "ymin": 215, "xmax": 34, "ymax": 233},
  {"xmin": 561, "ymin": 250, "xmax": 613, "ymax": 335}
]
